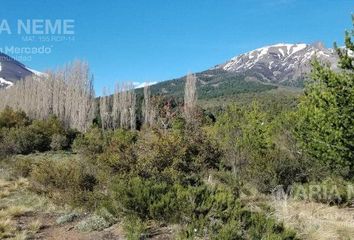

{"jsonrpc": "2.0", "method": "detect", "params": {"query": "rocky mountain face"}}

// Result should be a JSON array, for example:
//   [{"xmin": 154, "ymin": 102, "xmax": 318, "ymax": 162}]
[
  {"xmin": 213, "ymin": 42, "xmax": 338, "ymax": 86},
  {"xmin": 0, "ymin": 53, "xmax": 37, "ymax": 88}
]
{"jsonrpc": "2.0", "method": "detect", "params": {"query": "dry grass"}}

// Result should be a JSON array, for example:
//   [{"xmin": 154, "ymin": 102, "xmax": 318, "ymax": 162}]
[
  {"xmin": 272, "ymin": 199, "xmax": 354, "ymax": 240},
  {"xmin": 0, "ymin": 218, "xmax": 15, "ymax": 238},
  {"xmin": 0, "ymin": 173, "xmax": 59, "ymax": 239},
  {"xmin": 0, "ymin": 205, "xmax": 32, "ymax": 218},
  {"xmin": 12, "ymin": 231, "xmax": 28, "ymax": 240},
  {"xmin": 0, "ymin": 179, "xmax": 12, "ymax": 188},
  {"xmin": 28, "ymin": 219, "xmax": 42, "ymax": 233},
  {"xmin": 0, "ymin": 189, "xmax": 10, "ymax": 198}
]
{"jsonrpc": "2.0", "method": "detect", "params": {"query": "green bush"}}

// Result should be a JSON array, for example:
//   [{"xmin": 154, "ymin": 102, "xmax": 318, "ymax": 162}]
[
  {"xmin": 29, "ymin": 157, "xmax": 99, "ymax": 207},
  {"xmin": 0, "ymin": 106, "xmax": 30, "ymax": 128},
  {"xmin": 56, "ymin": 212, "xmax": 80, "ymax": 224},
  {"xmin": 134, "ymin": 129, "xmax": 221, "ymax": 184},
  {"xmin": 4, "ymin": 126, "xmax": 47, "ymax": 154},
  {"xmin": 12, "ymin": 155, "xmax": 37, "ymax": 177},
  {"xmin": 72, "ymin": 127, "xmax": 105, "ymax": 155},
  {"xmin": 0, "ymin": 116, "xmax": 68, "ymax": 155},
  {"xmin": 76, "ymin": 215, "xmax": 110, "ymax": 232},
  {"xmin": 246, "ymin": 148, "xmax": 314, "ymax": 193},
  {"xmin": 292, "ymin": 177, "xmax": 354, "ymax": 206},
  {"xmin": 109, "ymin": 177, "xmax": 178, "ymax": 221},
  {"xmin": 294, "ymin": 61, "xmax": 354, "ymax": 177},
  {"xmin": 122, "ymin": 215, "xmax": 146, "ymax": 240},
  {"xmin": 108, "ymin": 176, "xmax": 296, "ymax": 239},
  {"xmin": 50, "ymin": 134, "xmax": 69, "ymax": 151},
  {"xmin": 97, "ymin": 129, "xmax": 137, "ymax": 174}
]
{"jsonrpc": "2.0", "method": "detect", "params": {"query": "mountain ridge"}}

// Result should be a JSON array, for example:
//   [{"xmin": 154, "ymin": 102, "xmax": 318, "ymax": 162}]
[
  {"xmin": 1, "ymin": 42, "xmax": 339, "ymax": 99},
  {"xmin": 147, "ymin": 42, "xmax": 338, "ymax": 100},
  {"xmin": 212, "ymin": 42, "xmax": 338, "ymax": 86},
  {"xmin": 0, "ymin": 52, "xmax": 39, "ymax": 88}
]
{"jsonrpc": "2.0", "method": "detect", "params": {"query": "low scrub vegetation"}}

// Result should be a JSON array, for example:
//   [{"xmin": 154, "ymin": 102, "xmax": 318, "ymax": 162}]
[{"xmin": 0, "ymin": 16, "xmax": 353, "ymax": 239}]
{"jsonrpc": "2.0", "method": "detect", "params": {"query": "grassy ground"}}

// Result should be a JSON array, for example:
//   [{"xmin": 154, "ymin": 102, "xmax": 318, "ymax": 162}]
[
  {"xmin": 271, "ymin": 199, "xmax": 354, "ymax": 240},
  {"xmin": 0, "ymin": 154, "xmax": 181, "ymax": 239},
  {"xmin": 0, "ymin": 176, "xmax": 53, "ymax": 239},
  {"xmin": 0, "ymin": 169, "xmax": 126, "ymax": 239}
]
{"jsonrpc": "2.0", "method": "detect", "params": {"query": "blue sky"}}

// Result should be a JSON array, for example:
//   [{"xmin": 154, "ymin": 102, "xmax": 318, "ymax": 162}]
[{"xmin": 0, "ymin": 0, "xmax": 353, "ymax": 92}]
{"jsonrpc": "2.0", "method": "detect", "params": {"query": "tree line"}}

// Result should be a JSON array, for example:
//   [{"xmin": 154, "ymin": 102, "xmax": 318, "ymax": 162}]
[{"xmin": 0, "ymin": 62, "xmax": 198, "ymax": 133}]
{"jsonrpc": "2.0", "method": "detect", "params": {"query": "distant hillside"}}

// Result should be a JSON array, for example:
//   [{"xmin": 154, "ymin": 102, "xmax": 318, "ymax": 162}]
[
  {"xmin": 0, "ymin": 52, "xmax": 40, "ymax": 88},
  {"xmin": 148, "ymin": 69, "xmax": 278, "ymax": 101},
  {"xmin": 147, "ymin": 42, "xmax": 338, "ymax": 101}
]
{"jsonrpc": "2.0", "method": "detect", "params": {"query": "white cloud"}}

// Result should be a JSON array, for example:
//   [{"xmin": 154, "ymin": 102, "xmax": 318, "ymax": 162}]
[{"xmin": 133, "ymin": 81, "xmax": 157, "ymax": 89}]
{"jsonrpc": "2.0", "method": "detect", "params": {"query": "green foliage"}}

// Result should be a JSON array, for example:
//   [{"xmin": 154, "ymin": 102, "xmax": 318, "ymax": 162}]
[
  {"xmin": 212, "ymin": 102, "xmax": 271, "ymax": 174},
  {"xmin": 50, "ymin": 134, "xmax": 69, "ymax": 151},
  {"xmin": 295, "ymin": 61, "xmax": 354, "ymax": 176},
  {"xmin": 0, "ymin": 110, "xmax": 73, "ymax": 155},
  {"xmin": 0, "ymin": 106, "xmax": 30, "ymax": 128},
  {"xmin": 134, "ymin": 129, "xmax": 221, "ymax": 184},
  {"xmin": 0, "ymin": 127, "xmax": 45, "ymax": 155},
  {"xmin": 110, "ymin": 177, "xmax": 178, "ymax": 221},
  {"xmin": 292, "ymin": 177, "xmax": 354, "ymax": 206},
  {"xmin": 109, "ymin": 176, "xmax": 295, "ymax": 239},
  {"xmin": 122, "ymin": 215, "xmax": 146, "ymax": 240},
  {"xmin": 179, "ymin": 185, "xmax": 296, "ymax": 239},
  {"xmin": 334, "ymin": 15, "xmax": 354, "ymax": 70},
  {"xmin": 72, "ymin": 126, "xmax": 105, "ymax": 155},
  {"xmin": 97, "ymin": 129, "xmax": 137, "ymax": 174},
  {"xmin": 295, "ymin": 16, "xmax": 354, "ymax": 177},
  {"xmin": 147, "ymin": 69, "xmax": 278, "ymax": 101},
  {"xmin": 29, "ymin": 157, "xmax": 99, "ymax": 207},
  {"xmin": 210, "ymin": 101, "xmax": 329, "ymax": 193},
  {"xmin": 76, "ymin": 215, "xmax": 111, "ymax": 232},
  {"xmin": 56, "ymin": 212, "xmax": 79, "ymax": 224}
]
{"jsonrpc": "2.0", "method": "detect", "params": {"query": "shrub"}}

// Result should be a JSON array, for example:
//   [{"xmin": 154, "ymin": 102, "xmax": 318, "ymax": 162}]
[
  {"xmin": 5, "ymin": 127, "xmax": 46, "ymax": 154},
  {"xmin": 72, "ymin": 127, "xmax": 104, "ymax": 155},
  {"xmin": 108, "ymin": 177, "xmax": 295, "ymax": 239},
  {"xmin": 29, "ymin": 157, "xmax": 99, "ymax": 207},
  {"xmin": 50, "ymin": 134, "xmax": 69, "ymax": 151},
  {"xmin": 0, "ymin": 116, "xmax": 67, "ymax": 155},
  {"xmin": 135, "ymin": 129, "xmax": 221, "ymax": 184},
  {"xmin": 123, "ymin": 215, "xmax": 146, "ymax": 240},
  {"xmin": 76, "ymin": 215, "xmax": 110, "ymax": 232},
  {"xmin": 0, "ymin": 107, "xmax": 30, "ymax": 128},
  {"xmin": 246, "ymin": 148, "xmax": 314, "ymax": 193},
  {"xmin": 110, "ymin": 177, "xmax": 177, "ymax": 221},
  {"xmin": 97, "ymin": 129, "xmax": 137, "ymax": 174},
  {"xmin": 12, "ymin": 155, "xmax": 37, "ymax": 178},
  {"xmin": 291, "ymin": 177, "xmax": 354, "ymax": 206},
  {"xmin": 211, "ymin": 102, "xmax": 272, "ymax": 175},
  {"xmin": 56, "ymin": 212, "xmax": 80, "ymax": 224}
]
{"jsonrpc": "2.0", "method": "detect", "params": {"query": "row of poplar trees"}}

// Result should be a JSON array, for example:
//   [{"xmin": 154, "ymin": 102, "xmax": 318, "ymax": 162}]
[{"xmin": 0, "ymin": 60, "xmax": 198, "ymax": 132}]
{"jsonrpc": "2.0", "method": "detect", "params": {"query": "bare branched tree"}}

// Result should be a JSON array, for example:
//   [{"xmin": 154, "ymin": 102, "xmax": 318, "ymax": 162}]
[
  {"xmin": 184, "ymin": 72, "xmax": 197, "ymax": 123},
  {"xmin": 0, "ymin": 61, "xmax": 95, "ymax": 132},
  {"xmin": 142, "ymin": 84, "xmax": 156, "ymax": 127},
  {"xmin": 100, "ymin": 87, "xmax": 112, "ymax": 130},
  {"xmin": 106, "ymin": 82, "xmax": 136, "ymax": 130}
]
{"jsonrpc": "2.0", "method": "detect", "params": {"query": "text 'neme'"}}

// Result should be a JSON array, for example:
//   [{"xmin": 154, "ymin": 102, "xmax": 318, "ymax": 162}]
[{"xmin": 0, "ymin": 19, "xmax": 75, "ymax": 35}]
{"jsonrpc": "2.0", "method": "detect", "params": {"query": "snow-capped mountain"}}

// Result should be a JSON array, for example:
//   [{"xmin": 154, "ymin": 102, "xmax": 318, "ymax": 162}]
[
  {"xmin": 214, "ymin": 42, "xmax": 338, "ymax": 86},
  {"xmin": 0, "ymin": 52, "xmax": 40, "ymax": 88},
  {"xmin": 149, "ymin": 42, "xmax": 340, "ymax": 99}
]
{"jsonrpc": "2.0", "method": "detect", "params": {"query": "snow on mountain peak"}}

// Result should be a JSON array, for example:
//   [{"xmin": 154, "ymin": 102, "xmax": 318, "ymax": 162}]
[
  {"xmin": 216, "ymin": 42, "xmax": 338, "ymax": 85},
  {"xmin": 0, "ymin": 52, "xmax": 43, "ymax": 88}
]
